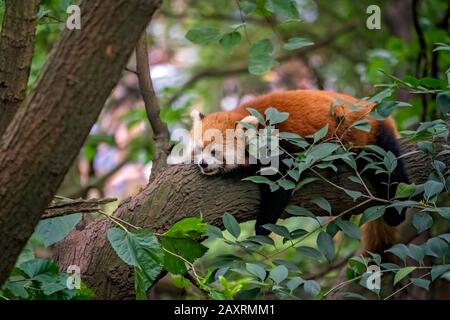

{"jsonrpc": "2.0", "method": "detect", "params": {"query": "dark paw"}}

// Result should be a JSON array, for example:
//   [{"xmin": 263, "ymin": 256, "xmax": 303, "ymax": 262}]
[
  {"xmin": 383, "ymin": 208, "xmax": 405, "ymax": 226},
  {"xmin": 255, "ymin": 224, "xmax": 271, "ymax": 236}
]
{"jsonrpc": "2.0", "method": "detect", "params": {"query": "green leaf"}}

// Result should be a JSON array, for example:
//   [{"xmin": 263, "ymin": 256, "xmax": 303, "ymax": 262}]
[
  {"xmin": 436, "ymin": 91, "xmax": 450, "ymax": 114},
  {"xmin": 18, "ymin": 259, "xmax": 58, "ymax": 278},
  {"xmin": 286, "ymin": 277, "xmax": 304, "ymax": 291},
  {"xmin": 250, "ymin": 38, "xmax": 273, "ymax": 55},
  {"xmin": 350, "ymin": 119, "xmax": 371, "ymax": 132},
  {"xmin": 296, "ymin": 246, "xmax": 323, "ymax": 260},
  {"xmin": 283, "ymin": 37, "xmax": 314, "ymax": 50},
  {"xmin": 412, "ymin": 212, "xmax": 433, "ymax": 234},
  {"xmin": 248, "ymin": 39, "xmax": 279, "ymax": 75},
  {"xmin": 395, "ymin": 183, "xmax": 416, "ymax": 198},
  {"xmin": 407, "ymin": 244, "xmax": 425, "ymax": 265},
  {"xmin": 185, "ymin": 27, "xmax": 220, "ymax": 44},
  {"xmin": 219, "ymin": 31, "xmax": 242, "ymax": 52},
  {"xmin": 411, "ymin": 278, "xmax": 430, "ymax": 291},
  {"xmin": 360, "ymin": 206, "xmax": 385, "ymax": 225},
  {"xmin": 3, "ymin": 277, "xmax": 29, "ymax": 298},
  {"xmin": 368, "ymin": 88, "xmax": 393, "ymax": 103},
  {"xmin": 36, "ymin": 213, "xmax": 82, "ymax": 247},
  {"xmin": 265, "ymin": 0, "xmax": 299, "ymax": 19},
  {"xmin": 206, "ymin": 225, "xmax": 223, "ymax": 239},
  {"xmin": 246, "ymin": 263, "xmax": 266, "ymax": 281},
  {"xmin": 246, "ymin": 108, "xmax": 265, "ymax": 125},
  {"xmin": 436, "ymin": 207, "xmax": 450, "ymax": 219},
  {"xmin": 393, "ymin": 267, "xmax": 416, "ymax": 286},
  {"xmin": 385, "ymin": 244, "xmax": 409, "ymax": 263},
  {"xmin": 243, "ymin": 175, "xmax": 275, "ymax": 186},
  {"xmin": 290, "ymin": 228, "xmax": 308, "ymax": 239},
  {"xmin": 431, "ymin": 265, "xmax": 450, "ymax": 281},
  {"xmin": 165, "ymin": 217, "xmax": 206, "ymax": 239},
  {"xmin": 311, "ymin": 197, "xmax": 331, "ymax": 214},
  {"xmin": 270, "ymin": 265, "xmax": 288, "ymax": 284},
  {"xmin": 335, "ymin": 219, "xmax": 361, "ymax": 240},
  {"xmin": 36, "ymin": 274, "xmax": 68, "ymax": 295},
  {"xmin": 247, "ymin": 235, "xmax": 275, "ymax": 246},
  {"xmin": 295, "ymin": 177, "xmax": 319, "ymax": 190},
  {"xmin": 222, "ymin": 212, "xmax": 241, "ymax": 239},
  {"xmin": 107, "ymin": 228, "xmax": 163, "ymax": 296},
  {"xmin": 161, "ymin": 237, "xmax": 207, "ymax": 275},
  {"xmin": 426, "ymin": 237, "xmax": 448, "ymax": 259},
  {"xmin": 262, "ymin": 224, "xmax": 290, "ymax": 239},
  {"xmin": 423, "ymin": 180, "xmax": 444, "ymax": 200},
  {"xmin": 303, "ymin": 280, "xmax": 321, "ymax": 296},
  {"xmin": 344, "ymin": 189, "xmax": 363, "ymax": 201},
  {"xmin": 372, "ymin": 101, "xmax": 398, "ymax": 118},
  {"xmin": 265, "ymin": 107, "xmax": 289, "ymax": 125},
  {"xmin": 277, "ymin": 178, "xmax": 296, "ymax": 190},
  {"xmin": 285, "ymin": 205, "xmax": 316, "ymax": 219},
  {"xmin": 317, "ymin": 231, "xmax": 335, "ymax": 262},
  {"xmin": 383, "ymin": 151, "xmax": 398, "ymax": 173},
  {"xmin": 309, "ymin": 143, "xmax": 339, "ymax": 160},
  {"xmin": 438, "ymin": 233, "xmax": 450, "ymax": 243},
  {"xmin": 312, "ymin": 124, "xmax": 329, "ymax": 143},
  {"xmin": 419, "ymin": 77, "xmax": 443, "ymax": 89}
]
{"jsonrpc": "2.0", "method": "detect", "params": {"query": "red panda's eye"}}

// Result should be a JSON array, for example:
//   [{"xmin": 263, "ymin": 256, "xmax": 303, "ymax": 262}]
[{"xmin": 211, "ymin": 149, "xmax": 216, "ymax": 157}]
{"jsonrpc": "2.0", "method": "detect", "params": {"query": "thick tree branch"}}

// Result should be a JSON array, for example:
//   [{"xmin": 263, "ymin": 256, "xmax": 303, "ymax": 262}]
[
  {"xmin": 0, "ymin": 0, "xmax": 40, "ymax": 136},
  {"xmin": 0, "ymin": 0, "xmax": 162, "ymax": 285},
  {"xmin": 53, "ymin": 134, "xmax": 448, "ymax": 299},
  {"xmin": 136, "ymin": 33, "xmax": 171, "ymax": 178}
]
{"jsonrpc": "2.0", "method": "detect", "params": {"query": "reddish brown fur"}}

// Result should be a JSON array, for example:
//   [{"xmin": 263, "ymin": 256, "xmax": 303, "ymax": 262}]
[{"xmin": 197, "ymin": 90, "xmax": 400, "ymax": 254}]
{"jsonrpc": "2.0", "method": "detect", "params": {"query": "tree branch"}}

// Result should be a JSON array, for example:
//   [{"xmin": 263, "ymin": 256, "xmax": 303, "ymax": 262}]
[
  {"xmin": 68, "ymin": 155, "xmax": 130, "ymax": 199},
  {"xmin": 136, "ymin": 33, "xmax": 171, "ymax": 178},
  {"xmin": 42, "ymin": 197, "xmax": 117, "ymax": 220},
  {"xmin": 166, "ymin": 23, "xmax": 357, "ymax": 106},
  {"xmin": 0, "ymin": 0, "xmax": 40, "ymax": 136},
  {"xmin": 52, "ymin": 133, "xmax": 448, "ymax": 299}
]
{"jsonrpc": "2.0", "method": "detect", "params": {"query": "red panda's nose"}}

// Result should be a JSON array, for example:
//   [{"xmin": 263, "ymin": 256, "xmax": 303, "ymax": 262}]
[{"xmin": 199, "ymin": 160, "xmax": 208, "ymax": 169}]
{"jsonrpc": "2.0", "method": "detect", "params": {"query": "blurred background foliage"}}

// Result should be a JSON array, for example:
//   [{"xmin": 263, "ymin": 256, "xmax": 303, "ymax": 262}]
[{"xmin": 0, "ymin": 0, "xmax": 448, "ymax": 299}]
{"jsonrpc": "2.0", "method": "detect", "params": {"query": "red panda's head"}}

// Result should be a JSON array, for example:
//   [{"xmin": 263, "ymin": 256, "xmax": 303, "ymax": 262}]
[{"xmin": 189, "ymin": 109, "xmax": 258, "ymax": 175}]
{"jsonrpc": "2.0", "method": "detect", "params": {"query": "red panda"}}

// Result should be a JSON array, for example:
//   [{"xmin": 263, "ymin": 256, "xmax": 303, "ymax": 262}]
[{"xmin": 189, "ymin": 90, "xmax": 409, "ymax": 254}]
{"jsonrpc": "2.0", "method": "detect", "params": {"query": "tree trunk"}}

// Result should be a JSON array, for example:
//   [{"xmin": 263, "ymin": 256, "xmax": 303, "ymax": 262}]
[
  {"xmin": 0, "ymin": 0, "xmax": 40, "ymax": 136},
  {"xmin": 0, "ymin": 0, "xmax": 162, "ymax": 285},
  {"xmin": 53, "ymin": 137, "xmax": 448, "ymax": 299}
]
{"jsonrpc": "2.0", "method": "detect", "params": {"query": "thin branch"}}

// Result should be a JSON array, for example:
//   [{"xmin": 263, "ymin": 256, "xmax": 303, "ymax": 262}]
[
  {"xmin": 42, "ymin": 197, "xmax": 117, "ymax": 220},
  {"xmin": 68, "ymin": 155, "xmax": 130, "ymax": 199},
  {"xmin": 136, "ymin": 32, "xmax": 171, "ymax": 178}
]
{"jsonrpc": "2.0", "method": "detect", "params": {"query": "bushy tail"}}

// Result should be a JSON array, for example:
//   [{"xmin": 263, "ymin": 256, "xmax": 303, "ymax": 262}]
[{"xmin": 361, "ymin": 219, "xmax": 399, "ymax": 254}]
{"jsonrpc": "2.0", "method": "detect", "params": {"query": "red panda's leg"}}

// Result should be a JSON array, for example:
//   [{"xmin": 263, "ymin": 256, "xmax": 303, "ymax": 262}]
[
  {"xmin": 372, "ymin": 121, "xmax": 410, "ymax": 226},
  {"xmin": 255, "ymin": 184, "xmax": 292, "ymax": 235}
]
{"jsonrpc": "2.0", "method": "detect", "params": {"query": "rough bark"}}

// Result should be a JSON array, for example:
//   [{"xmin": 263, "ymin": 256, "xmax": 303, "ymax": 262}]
[
  {"xmin": 0, "ymin": 0, "xmax": 162, "ymax": 285},
  {"xmin": 0, "ymin": 0, "xmax": 40, "ymax": 136},
  {"xmin": 53, "ymin": 137, "xmax": 448, "ymax": 299}
]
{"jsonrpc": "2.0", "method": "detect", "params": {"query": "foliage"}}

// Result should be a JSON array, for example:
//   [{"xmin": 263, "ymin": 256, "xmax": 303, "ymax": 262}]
[
  {"xmin": 3, "ymin": 0, "xmax": 450, "ymax": 300},
  {"xmin": 0, "ymin": 256, "xmax": 94, "ymax": 300}
]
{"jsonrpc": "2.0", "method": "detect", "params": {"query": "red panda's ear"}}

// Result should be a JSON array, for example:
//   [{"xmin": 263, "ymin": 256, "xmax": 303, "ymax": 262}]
[
  {"xmin": 236, "ymin": 115, "xmax": 259, "ymax": 131},
  {"xmin": 190, "ymin": 109, "xmax": 205, "ymax": 122}
]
